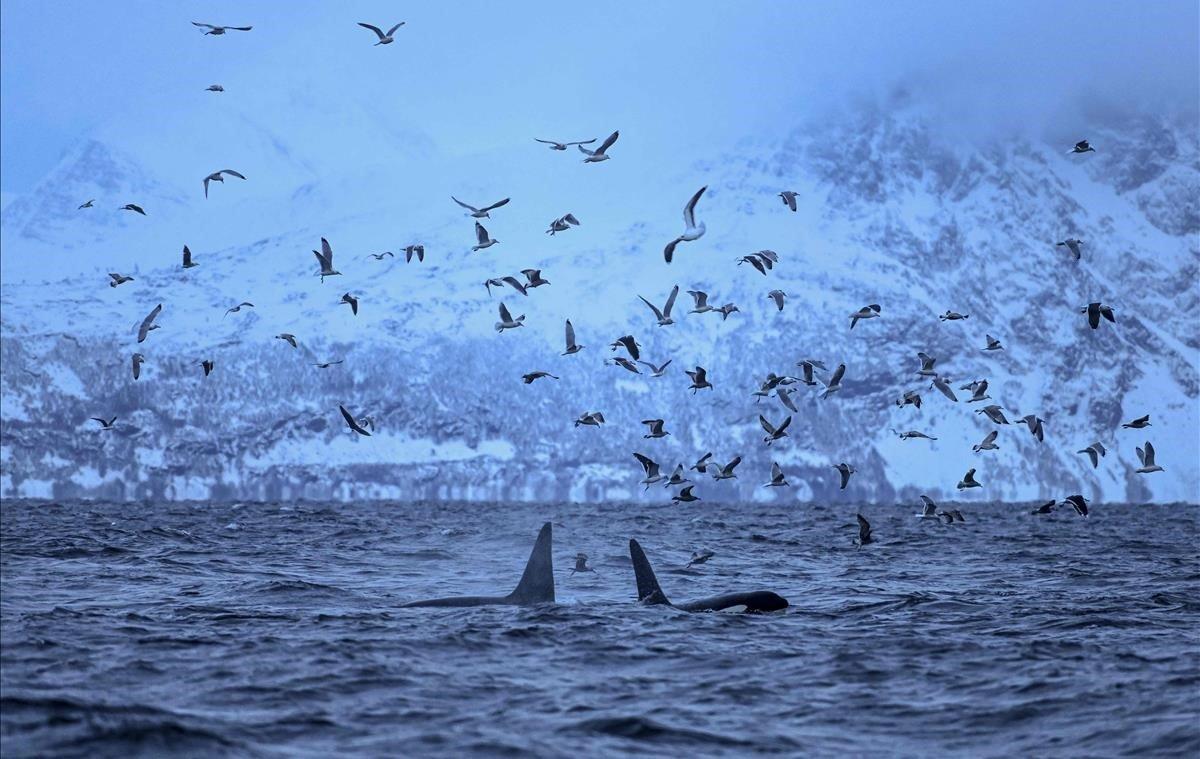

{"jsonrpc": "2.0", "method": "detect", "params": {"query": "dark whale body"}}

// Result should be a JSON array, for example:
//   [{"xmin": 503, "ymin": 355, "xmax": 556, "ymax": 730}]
[
  {"xmin": 628, "ymin": 538, "xmax": 788, "ymax": 613},
  {"xmin": 402, "ymin": 523, "xmax": 555, "ymax": 607}
]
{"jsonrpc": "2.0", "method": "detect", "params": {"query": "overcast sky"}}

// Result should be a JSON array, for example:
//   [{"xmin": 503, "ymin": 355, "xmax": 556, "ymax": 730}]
[{"xmin": 2, "ymin": 1, "xmax": 1197, "ymax": 200}]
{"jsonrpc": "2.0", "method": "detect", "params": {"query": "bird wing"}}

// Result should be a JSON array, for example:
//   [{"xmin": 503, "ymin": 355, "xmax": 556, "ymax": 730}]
[
  {"xmin": 785, "ymin": 194, "xmax": 797, "ymax": 211},
  {"xmin": 662, "ymin": 285, "xmax": 679, "ymax": 317},
  {"xmin": 918, "ymin": 352, "xmax": 934, "ymax": 369},
  {"xmin": 1101, "ymin": 306, "xmax": 1116, "ymax": 323},
  {"xmin": 771, "ymin": 462, "xmax": 783, "ymax": 480},
  {"xmin": 682, "ymin": 186, "xmax": 707, "ymax": 227},
  {"xmin": 481, "ymin": 197, "xmax": 511, "ymax": 213},
  {"xmin": 228, "ymin": 26, "xmax": 252, "ymax": 31},
  {"xmin": 769, "ymin": 291, "xmax": 785, "ymax": 310},
  {"xmin": 358, "ymin": 22, "xmax": 386, "ymax": 39},
  {"xmin": 1144, "ymin": 442, "xmax": 1155, "ymax": 465},
  {"xmin": 663, "ymin": 237, "xmax": 682, "ymax": 264},
  {"xmin": 777, "ymin": 388, "xmax": 798, "ymax": 412},
  {"xmin": 758, "ymin": 415, "xmax": 776, "ymax": 435},
  {"xmin": 983, "ymin": 430, "xmax": 998, "ymax": 445},
  {"xmin": 595, "ymin": 130, "xmax": 619, "ymax": 154},
  {"xmin": 775, "ymin": 415, "xmax": 792, "ymax": 434},
  {"xmin": 726, "ymin": 456, "xmax": 742, "ymax": 472},
  {"xmin": 688, "ymin": 290, "xmax": 708, "ymax": 308},
  {"xmin": 501, "ymin": 276, "xmax": 527, "ymax": 294},
  {"xmin": 452, "ymin": 196, "xmax": 480, "ymax": 213},
  {"xmin": 339, "ymin": 405, "xmax": 370, "ymax": 435},
  {"xmin": 475, "ymin": 221, "xmax": 489, "ymax": 243},
  {"xmin": 386, "ymin": 22, "xmax": 405, "ymax": 36},
  {"xmin": 857, "ymin": 514, "xmax": 871, "ymax": 539},
  {"xmin": 137, "ymin": 304, "xmax": 163, "ymax": 343},
  {"xmin": 499, "ymin": 302, "xmax": 514, "ymax": 322},
  {"xmin": 534, "ymin": 138, "xmax": 558, "ymax": 145},
  {"xmin": 638, "ymin": 295, "xmax": 664, "ymax": 321},
  {"xmin": 182, "ymin": 246, "xmax": 193, "ymax": 266},
  {"xmin": 321, "ymin": 237, "xmax": 334, "ymax": 266},
  {"xmin": 192, "ymin": 22, "xmax": 217, "ymax": 29},
  {"xmin": 565, "ymin": 319, "xmax": 576, "ymax": 347},
  {"xmin": 633, "ymin": 452, "xmax": 656, "ymax": 474},
  {"xmin": 221, "ymin": 169, "xmax": 246, "ymax": 180},
  {"xmin": 828, "ymin": 364, "xmax": 845, "ymax": 387},
  {"xmin": 568, "ymin": 138, "xmax": 597, "ymax": 146}
]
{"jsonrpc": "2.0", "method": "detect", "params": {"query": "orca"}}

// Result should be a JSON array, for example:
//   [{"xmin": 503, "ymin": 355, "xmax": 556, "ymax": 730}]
[
  {"xmin": 628, "ymin": 538, "xmax": 788, "ymax": 613},
  {"xmin": 402, "ymin": 522, "xmax": 555, "ymax": 607}
]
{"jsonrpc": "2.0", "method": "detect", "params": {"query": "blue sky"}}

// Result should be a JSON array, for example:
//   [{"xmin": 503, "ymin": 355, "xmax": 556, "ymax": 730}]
[{"xmin": 2, "ymin": 0, "xmax": 1197, "ymax": 206}]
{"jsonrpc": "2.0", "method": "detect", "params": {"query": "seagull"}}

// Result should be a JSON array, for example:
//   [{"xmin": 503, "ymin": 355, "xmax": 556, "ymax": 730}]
[
  {"xmin": 313, "ymin": 238, "xmax": 341, "ymax": 281},
  {"xmin": 663, "ymin": 186, "xmax": 707, "ymax": 263},
  {"xmin": 896, "ymin": 390, "xmax": 922, "ymax": 410},
  {"xmin": 339, "ymin": 405, "xmax": 372, "ymax": 436},
  {"xmin": 522, "ymin": 371, "xmax": 559, "ymax": 384},
  {"xmin": 1080, "ymin": 302, "xmax": 1116, "ymax": 330},
  {"xmin": 182, "ymin": 245, "xmax": 198, "ymax": 269},
  {"xmin": 983, "ymin": 334, "xmax": 1003, "ymax": 351},
  {"xmin": 634, "ymin": 453, "xmax": 663, "ymax": 488},
  {"xmin": 495, "ymin": 303, "xmax": 525, "ymax": 332},
  {"xmin": 610, "ymin": 335, "xmax": 641, "ymax": 360},
  {"xmin": 200, "ymin": 359, "xmax": 214, "ymax": 376},
  {"xmin": 672, "ymin": 485, "xmax": 700, "ymax": 504},
  {"xmin": 849, "ymin": 304, "xmax": 881, "ymax": 329},
  {"xmin": 833, "ymin": 462, "xmax": 855, "ymax": 490},
  {"xmin": 686, "ymin": 550, "xmax": 715, "ymax": 568},
  {"xmin": 108, "ymin": 273, "xmax": 134, "ymax": 288},
  {"xmin": 776, "ymin": 387, "xmax": 799, "ymax": 412},
  {"xmin": 1064, "ymin": 494, "xmax": 1090, "ymax": 516},
  {"xmin": 664, "ymin": 464, "xmax": 690, "ymax": 488},
  {"xmin": 574, "ymin": 411, "xmax": 605, "ymax": 427},
  {"xmin": 716, "ymin": 303, "xmax": 740, "ymax": 320},
  {"xmin": 1135, "ymin": 442, "xmax": 1164, "ymax": 474},
  {"xmin": 193, "ymin": 22, "xmax": 253, "ymax": 35},
  {"xmin": 1068, "ymin": 140, "xmax": 1095, "ymax": 154},
  {"xmin": 821, "ymin": 363, "xmax": 846, "ymax": 400},
  {"xmin": 579, "ymin": 130, "xmax": 619, "ymax": 162},
  {"xmin": 521, "ymin": 269, "xmax": 550, "ymax": 288},
  {"xmin": 956, "ymin": 468, "xmax": 982, "ymax": 490},
  {"xmin": 967, "ymin": 379, "xmax": 990, "ymax": 403},
  {"xmin": 738, "ymin": 255, "xmax": 768, "ymax": 275},
  {"xmin": 570, "ymin": 554, "xmax": 596, "ymax": 576},
  {"xmin": 545, "ymin": 213, "xmax": 580, "ymax": 235},
  {"xmin": 403, "ymin": 244, "xmax": 425, "ymax": 263},
  {"xmin": 205, "ymin": 84, "xmax": 224, "ymax": 92},
  {"xmin": 797, "ymin": 359, "xmax": 826, "ymax": 386},
  {"xmin": 976, "ymin": 405, "xmax": 1010, "ymax": 425},
  {"xmin": 1031, "ymin": 500, "xmax": 1056, "ymax": 515},
  {"xmin": 690, "ymin": 453, "xmax": 714, "ymax": 475},
  {"xmin": 224, "ymin": 301, "xmax": 254, "ymax": 317},
  {"xmin": 779, "ymin": 190, "xmax": 799, "ymax": 212},
  {"xmin": 1019, "ymin": 414, "xmax": 1046, "ymax": 442},
  {"xmin": 357, "ymin": 21, "xmax": 405, "ymax": 45},
  {"xmin": 119, "ymin": 203, "xmax": 146, "ymax": 215},
  {"xmin": 1122, "ymin": 414, "xmax": 1151, "ymax": 429},
  {"xmin": 641, "ymin": 419, "xmax": 670, "ymax": 439},
  {"xmin": 687, "ymin": 290, "xmax": 715, "ymax": 314},
  {"xmin": 136, "ymin": 304, "xmax": 162, "ymax": 343},
  {"xmin": 911, "ymin": 352, "xmax": 938, "ymax": 377},
  {"xmin": 712, "ymin": 456, "xmax": 741, "ymax": 481},
  {"xmin": 894, "ymin": 429, "xmax": 937, "ymax": 441},
  {"xmin": 536, "ymin": 137, "xmax": 596, "ymax": 151},
  {"xmin": 275, "ymin": 333, "xmax": 298, "ymax": 348},
  {"xmin": 203, "ymin": 169, "xmax": 246, "ymax": 198},
  {"xmin": 131, "ymin": 353, "xmax": 145, "ymax": 380},
  {"xmin": 855, "ymin": 514, "xmax": 874, "ymax": 547},
  {"xmin": 930, "ymin": 376, "xmax": 958, "ymax": 402},
  {"xmin": 313, "ymin": 360, "xmax": 344, "ymax": 369},
  {"xmin": 637, "ymin": 359, "xmax": 672, "ymax": 377},
  {"xmin": 686, "ymin": 366, "xmax": 712, "ymax": 394},
  {"xmin": 91, "ymin": 416, "xmax": 117, "ymax": 430},
  {"xmin": 1057, "ymin": 238, "xmax": 1083, "ymax": 261},
  {"xmin": 764, "ymin": 462, "xmax": 790, "ymax": 488},
  {"xmin": 453, "ymin": 196, "xmax": 510, "ymax": 219},
  {"xmin": 639, "ymin": 285, "xmax": 679, "ymax": 326},
  {"xmin": 472, "ymin": 221, "xmax": 499, "ymax": 251},
  {"xmin": 917, "ymin": 495, "xmax": 939, "ymax": 518},
  {"xmin": 562, "ymin": 320, "xmax": 584, "ymax": 355},
  {"xmin": 767, "ymin": 290, "xmax": 786, "ymax": 312},
  {"xmin": 939, "ymin": 310, "xmax": 969, "ymax": 321},
  {"xmin": 367, "ymin": 251, "xmax": 394, "ymax": 261},
  {"xmin": 78, "ymin": 199, "xmax": 94, "ymax": 209},
  {"xmin": 973, "ymin": 430, "xmax": 1000, "ymax": 452},
  {"xmin": 1078, "ymin": 441, "xmax": 1107, "ymax": 469},
  {"xmin": 759, "ymin": 414, "xmax": 792, "ymax": 445},
  {"xmin": 335, "ymin": 293, "xmax": 357, "ymax": 316},
  {"xmin": 607, "ymin": 357, "xmax": 641, "ymax": 374}
]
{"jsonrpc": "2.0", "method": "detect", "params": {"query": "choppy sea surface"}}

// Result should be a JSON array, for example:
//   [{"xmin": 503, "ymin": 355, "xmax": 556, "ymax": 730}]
[{"xmin": 1, "ymin": 499, "xmax": 1198, "ymax": 758}]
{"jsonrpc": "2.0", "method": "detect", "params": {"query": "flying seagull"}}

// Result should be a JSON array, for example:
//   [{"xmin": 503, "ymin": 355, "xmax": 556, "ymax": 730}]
[
  {"xmin": 639, "ymin": 285, "xmax": 679, "ymax": 326},
  {"xmin": 820, "ymin": 363, "xmax": 846, "ymax": 400},
  {"xmin": 983, "ymin": 334, "xmax": 1003, "ymax": 351},
  {"xmin": 200, "ymin": 359, "xmax": 214, "ymax": 376},
  {"xmin": 939, "ymin": 310, "xmax": 969, "ymax": 321},
  {"xmin": 607, "ymin": 357, "xmax": 641, "ymax": 374},
  {"xmin": 546, "ymin": 214, "xmax": 580, "ymax": 235},
  {"xmin": 759, "ymin": 414, "xmax": 792, "ymax": 446},
  {"xmin": 1031, "ymin": 500, "xmax": 1056, "ymax": 515},
  {"xmin": 712, "ymin": 457, "xmax": 741, "ymax": 481},
  {"xmin": 779, "ymin": 190, "xmax": 799, "ymax": 212},
  {"xmin": 570, "ymin": 554, "xmax": 596, "ymax": 576},
  {"xmin": 403, "ymin": 244, "xmax": 425, "ymax": 263},
  {"xmin": 495, "ymin": 302, "xmax": 525, "ymax": 332},
  {"xmin": 224, "ymin": 301, "xmax": 254, "ymax": 317},
  {"xmin": 776, "ymin": 387, "xmax": 799, "ymax": 412},
  {"xmin": 686, "ymin": 550, "xmax": 715, "ymax": 568},
  {"xmin": 1064, "ymin": 494, "xmax": 1090, "ymax": 516},
  {"xmin": 120, "ymin": 203, "xmax": 146, "ymax": 215},
  {"xmin": 452, "ymin": 196, "xmax": 510, "ymax": 219},
  {"xmin": 182, "ymin": 245, "xmax": 198, "ymax": 269},
  {"xmin": 1020, "ymin": 414, "xmax": 1046, "ymax": 442},
  {"xmin": 521, "ymin": 269, "xmax": 550, "ymax": 288},
  {"xmin": 609, "ymin": 335, "xmax": 641, "ymax": 360},
  {"xmin": 849, "ymin": 304, "xmax": 881, "ymax": 329},
  {"xmin": 833, "ymin": 462, "xmax": 855, "ymax": 490},
  {"xmin": 664, "ymin": 464, "xmax": 690, "ymax": 488},
  {"xmin": 205, "ymin": 84, "xmax": 224, "ymax": 92},
  {"xmin": 1057, "ymin": 238, "xmax": 1083, "ymax": 261},
  {"xmin": 1068, "ymin": 140, "xmax": 1095, "ymax": 154},
  {"xmin": 472, "ymin": 221, "xmax": 498, "ymax": 251},
  {"xmin": 1122, "ymin": 414, "xmax": 1151, "ymax": 429},
  {"xmin": 855, "ymin": 514, "xmax": 874, "ymax": 547},
  {"xmin": 956, "ymin": 468, "xmax": 982, "ymax": 490},
  {"xmin": 972, "ymin": 430, "xmax": 1000, "ymax": 452},
  {"xmin": 672, "ymin": 485, "xmax": 700, "ymax": 504},
  {"xmin": 340, "ymin": 293, "xmax": 359, "ymax": 315},
  {"xmin": 1080, "ymin": 302, "xmax": 1116, "ymax": 330},
  {"xmin": 1135, "ymin": 442, "xmax": 1164, "ymax": 474},
  {"xmin": 562, "ymin": 320, "xmax": 583, "ymax": 355},
  {"xmin": 579, "ymin": 130, "xmax": 619, "ymax": 162},
  {"xmin": 634, "ymin": 453, "xmax": 663, "ymax": 489},
  {"xmin": 641, "ymin": 419, "xmax": 670, "ymax": 439},
  {"xmin": 203, "ymin": 169, "xmax": 246, "ymax": 198},
  {"xmin": 536, "ymin": 137, "xmax": 596, "ymax": 151},
  {"xmin": 894, "ymin": 429, "xmax": 937, "ymax": 441},
  {"xmin": 691, "ymin": 452, "xmax": 713, "ymax": 474},
  {"xmin": 574, "ymin": 411, "xmax": 605, "ymax": 427},
  {"xmin": 687, "ymin": 290, "xmax": 715, "ymax": 314},
  {"xmin": 78, "ymin": 199, "xmax": 94, "ymax": 209},
  {"xmin": 91, "ymin": 416, "xmax": 116, "ymax": 430},
  {"xmin": 663, "ymin": 186, "xmax": 707, "ymax": 263},
  {"xmin": 967, "ymin": 380, "xmax": 991, "ymax": 403},
  {"xmin": 131, "ymin": 353, "xmax": 145, "ymax": 380},
  {"xmin": 357, "ymin": 21, "xmax": 405, "ymax": 45},
  {"xmin": 313, "ymin": 238, "xmax": 341, "ymax": 281},
  {"xmin": 917, "ymin": 495, "xmax": 939, "ymax": 518},
  {"xmin": 367, "ymin": 251, "xmax": 394, "ymax": 261},
  {"xmin": 108, "ymin": 272, "xmax": 134, "ymax": 288},
  {"xmin": 797, "ymin": 359, "xmax": 826, "ymax": 386},
  {"xmin": 522, "ymin": 371, "xmax": 559, "ymax": 384},
  {"xmin": 930, "ymin": 375, "xmax": 958, "ymax": 402},
  {"xmin": 136, "ymin": 304, "xmax": 162, "ymax": 343},
  {"xmin": 716, "ymin": 303, "xmax": 740, "ymax": 320},
  {"xmin": 768, "ymin": 290, "xmax": 786, "ymax": 311},
  {"xmin": 896, "ymin": 390, "xmax": 922, "ymax": 410},
  {"xmin": 313, "ymin": 360, "xmax": 344, "ymax": 369},
  {"xmin": 634, "ymin": 360, "xmax": 671, "ymax": 378},
  {"xmin": 975, "ymin": 404, "xmax": 1010, "ymax": 425},
  {"xmin": 339, "ymin": 405, "xmax": 372, "ymax": 436},
  {"xmin": 1078, "ymin": 441, "xmax": 1107, "ymax": 469},
  {"xmin": 275, "ymin": 333, "xmax": 298, "ymax": 348},
  {"xmin": 686, "ymin": 366, "xmax": 712, "ymax": 394},
  {"xmin": 193, "ymin": 22, "xmax": 252, "ymax": 35},
  {"xmin": 764, "ymin": 462, "xmax": 790, "ymax": 487}
]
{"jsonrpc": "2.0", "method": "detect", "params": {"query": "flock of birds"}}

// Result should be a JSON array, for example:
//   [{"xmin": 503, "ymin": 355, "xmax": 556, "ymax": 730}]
[{"xmin": 73, "ymin": 24, "xmax": 1167, "ymax": 547}]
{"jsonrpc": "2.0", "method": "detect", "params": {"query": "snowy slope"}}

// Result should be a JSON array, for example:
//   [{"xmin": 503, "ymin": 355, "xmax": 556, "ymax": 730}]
[{"xmin": 2, "ymin": 98, "xmax": 1197, "ymax": 504}]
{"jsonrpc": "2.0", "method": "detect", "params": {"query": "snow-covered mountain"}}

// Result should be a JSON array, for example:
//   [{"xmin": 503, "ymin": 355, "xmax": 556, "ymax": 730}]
[{"xmin": 2, "ymin": 95, "xmax": 1197, "ymax": 504}]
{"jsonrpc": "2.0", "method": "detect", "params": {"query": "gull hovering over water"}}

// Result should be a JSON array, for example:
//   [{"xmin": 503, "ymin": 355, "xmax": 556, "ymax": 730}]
[
  {"xmin": 357, "ymin": 21, "xmax": 405, "ymax": 45},
  {"xmin": 453, "ymin": 196, "xmax": 510, "ymax": 219},
  {"xmin": 137, "ymin": 304, "xmax": 162, "ymax": 343},
  {"xmin": 1031, "ymin": 500, "xmax": 1056, "ymax": 515},
  {"xmin": 609, "ymin": 335, "xmax": 641, "ymax": 360},
  {"xmin": 917, "ymin": 495, "xmax": 940, "ymax": 518},
  {"xmin": 672, "ymin": 485, "xmax": 700, "ymax": 504},
  {"xmin": 224, "ymin": 301, "xmax": 254, "ymax": 317},
  {"xmin": 716, "ymin": 303, "xmax": 740, "ymax": 320},
  {"xmin": 796, "ymin": 359, "xmax": 826, "ymax": 386},
  {"xmin": 712, "ymin": 457, "xmax": 741, "ymax": 481},
  {"xmin": 691, "ymin": 453, "xmax": 714, "ymax": 474},
  {"xmin": 1135, "ymin": 442, "xmax": 1164, "ymax": 474},
  {"xmin": 966, "ymin": 379, "xmax": 990, "ymax": 403},
  {"xmin": 849, "ymin": 304, "xmax": 881, "ymax": 329},
  {"xmin": 472, "ymin": 222, "xmax": 499, "ymax": 251},
  {"xmin": 779, "ymin": 190, "xmax": 799, "ymax": 212},
  {"xmin": 896, "ymin": 390, "xmax": 922, "ymax": 410},
  {"xmin": 203, "ymin": 169, "xmax": 246, "ymax": 198},
  {"xmin": 108, "ymin": 272, "xmax": 134, "ymax": 288},
  {"xmin": 833, "ymin": 462, "xmax": 856, "ymax": 490},
  {"xmin": 1078, "ymin": 441, "xmax": 1107, "ymax": 469},
  {"xmin": 1057, "ymin": 238, "xmax": 1083, "ymax": 261},
  {"xmin": 1064, "ymin": 494, "xmax": 1089, "ymax": 516},
  {"xmin": 570, "ymin": 554, "xmax": 596, "ymax": 576},
  {"xmin": 313, "ymin": 238, "xmax": 341, "ymax": 281},
  {"xmin": 634, "ymin": 453, "xmax": 664, "ymax": 488},
  {"xmin": 522, "ymin": 371, "xmax": 558, "ymax": 384},
  {"xmin": 546, "ymin": 213, "xmax": 580, "ymax": 235},
  {"xmin": 608, "ymin": 357, "xmax": 640, "ymax": 374},
  {"xmin": 1081, "ymin": 302, "xmax": 1116, "ymax": 330},
  {"xmin": 639, "ymin": 285, "xmax": 679, "ymax": 326},
  {"xmin": 536, "ymin": 137, "xmax": 596, "ymax": 151},
  {"xmin": 664, "ymin": 464, "xmax": 690, "ymax": 488},
  {"xmin": 686, "ymin": 550, "xmax": 715, "ymax": 568},
  {"xmin": 637, "ymin": 359, "xmax": 672, "ymax": 377},
  {"xmin": 495, "ymin": 303, "xmax": 525, "ymax": 332},
  {"xmin": 764, "ymin": 462, "xmax": 790, "ymax": 487},
  {"xmin": 1122, "ymin": 414, "xmax": 1151, "ymax": 429},
  {"xmin": 663, "ymin": 186, "xmax": 707, "ymax": 263},
  {"xmin": 579, "ymin": 130, "xmax": 619, "ymax": 162},
  {"xmin": 1068, "ymin": 140, "xmax": 1095, "ymax": 154},
  {"xmin": 956, "ymin": 468, "xmax": 981, "ymax": 490},
  {"xmin": 193, "ymin": 22, "xmax": 253, "ymax": 35},
  {"xmin": 562, "ymin": 320, "xmax": 584, "ymax": 355},
  {"xmin": 686, "ymin": 366, "xmax": 712, "ymax": 393},
  {"xmin": 339, "ymin": 405, "xmax": 371, "ymax": 436},
  {"xmin": 916, "ymin": 352, "xmax": 938, "ymax": 376}
]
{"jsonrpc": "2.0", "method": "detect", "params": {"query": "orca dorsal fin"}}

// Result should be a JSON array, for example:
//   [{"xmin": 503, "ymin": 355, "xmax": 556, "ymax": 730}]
[
  {"xmin": 507, "ymin": 522, "xmax": 555, "ymax": 604},
  {"xmin": 628, "ymin": 538, "xmax": 671, "ymax": 606}
]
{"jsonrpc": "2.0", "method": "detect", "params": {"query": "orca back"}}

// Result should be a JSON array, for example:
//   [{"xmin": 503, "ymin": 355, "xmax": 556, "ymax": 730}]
[{"xmin": 628, "ymin": 539, "xmax": 672, "ymax": 606}]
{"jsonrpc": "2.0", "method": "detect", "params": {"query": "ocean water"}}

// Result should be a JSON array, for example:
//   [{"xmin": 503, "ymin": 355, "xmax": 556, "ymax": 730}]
[{"xmin": 1, "ymin": 499, "xmax": 1197, "ymax": 758}]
